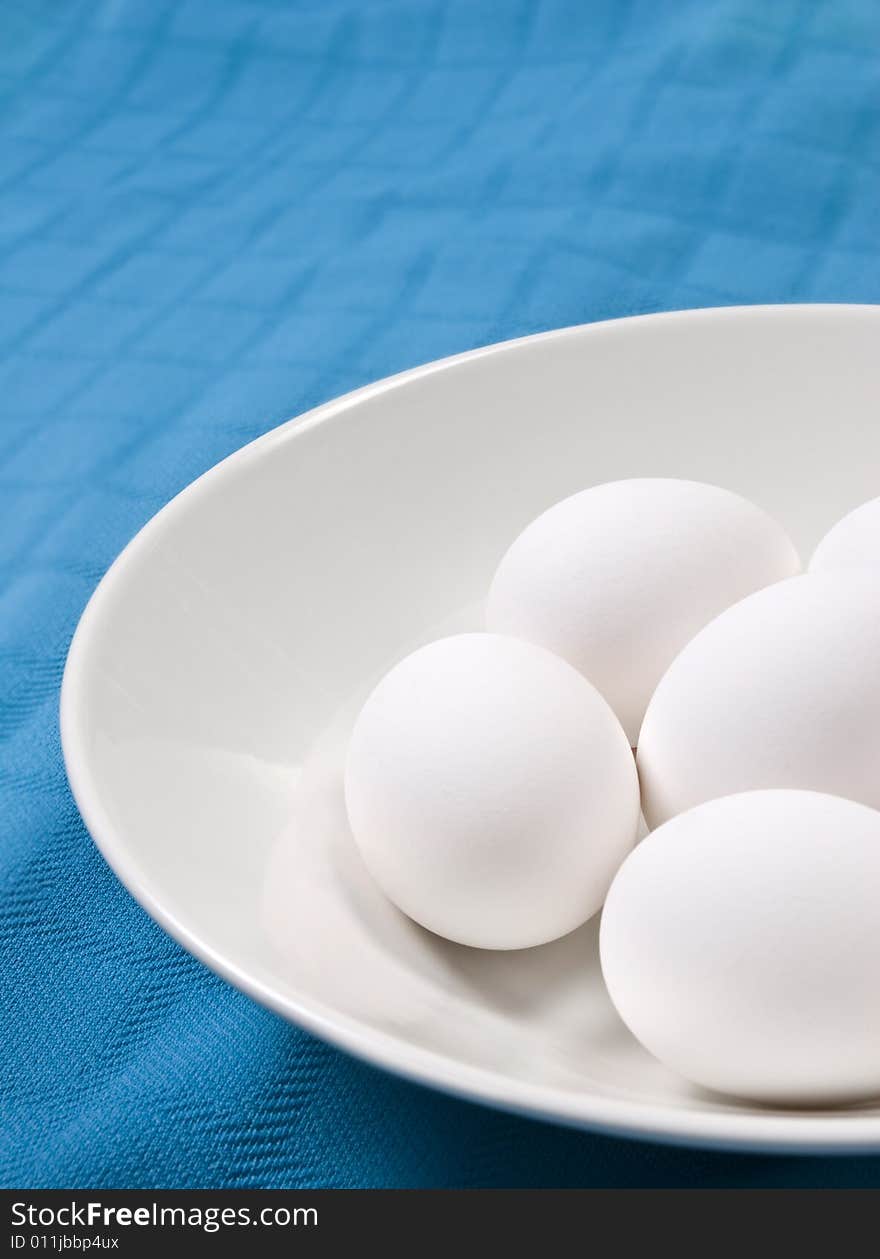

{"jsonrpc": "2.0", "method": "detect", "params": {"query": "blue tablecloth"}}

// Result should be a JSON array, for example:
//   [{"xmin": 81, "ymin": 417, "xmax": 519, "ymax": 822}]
[{"xmin": 3, "ymin": 0, "xmax": 880, "ymax": 1189}]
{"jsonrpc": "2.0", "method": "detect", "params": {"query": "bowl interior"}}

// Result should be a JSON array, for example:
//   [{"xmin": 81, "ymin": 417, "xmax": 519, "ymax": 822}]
[{"xmin": 62, "ymin": 305, "xmax": 880, "ymax": 1150}]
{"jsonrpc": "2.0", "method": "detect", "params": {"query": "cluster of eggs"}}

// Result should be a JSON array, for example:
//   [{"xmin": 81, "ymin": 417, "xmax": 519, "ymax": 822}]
[{"xmin": 344, "ymin": 482, "xmax": 880, "ymax": 1103}]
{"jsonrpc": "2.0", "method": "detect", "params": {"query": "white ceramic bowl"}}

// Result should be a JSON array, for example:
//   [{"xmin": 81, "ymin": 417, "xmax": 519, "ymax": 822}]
[{"xmin": 61, "ymin": 305, "xmax": 880, "ymax": 1154}]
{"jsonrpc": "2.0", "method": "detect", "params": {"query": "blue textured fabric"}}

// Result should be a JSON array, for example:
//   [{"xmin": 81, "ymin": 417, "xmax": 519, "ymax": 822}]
[{"xmin": 2, "ymin": 0, "xmax": 880, "ymax": 1189}]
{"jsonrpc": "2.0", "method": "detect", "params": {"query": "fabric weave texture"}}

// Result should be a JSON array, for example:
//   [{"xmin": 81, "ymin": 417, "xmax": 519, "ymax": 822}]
[{"xmin": 2, "ymin": 0, "xmax": 880, "ymax": 1188}]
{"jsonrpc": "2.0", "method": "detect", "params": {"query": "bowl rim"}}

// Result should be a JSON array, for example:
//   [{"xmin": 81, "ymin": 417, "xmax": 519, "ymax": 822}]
[{"xmin": 60, "ymin": 303, "xmax": 880, "ymax": 1155}]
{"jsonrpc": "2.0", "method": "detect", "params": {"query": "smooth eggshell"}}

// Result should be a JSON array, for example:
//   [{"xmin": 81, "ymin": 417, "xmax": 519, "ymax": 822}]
[
  {"xmin": 600, "ymin": 789, "xmax": 880, "ymax": 1103},
  {"xmin": 486, "ymin": 478, "xmax": 800, "ymax": 744},
  {"xmin": 345, "ymin": 633, "xmax": 639, "ymax": 950},
  {"xmin": 638, "ymin": 573, "xmax": 880, "ymax": 828},
  {"xmin": 811, "ymin": 495, "xmax": 880, "ymax": 575}
]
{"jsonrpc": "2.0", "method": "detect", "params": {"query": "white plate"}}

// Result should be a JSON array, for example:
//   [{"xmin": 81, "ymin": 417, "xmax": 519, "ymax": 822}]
[{"xmin": 61, "ymin": 305, "xmax": 880, "ymax": 1155}]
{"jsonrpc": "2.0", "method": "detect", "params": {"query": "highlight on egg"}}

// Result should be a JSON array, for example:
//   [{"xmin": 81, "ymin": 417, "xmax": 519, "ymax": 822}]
[
  {"xmin": 600, "ymin": 789, "xmax": 880, "ymax": 1104},
  {"xmin": 637, "ymin": 571, "xmax": 880, "ymax": 829},
  {"xmin": 486, "ymin": 478, "xmax": 801, "ymax": 744},
  {"xmin": 344, "ymin": 632, "xmax": 640, "ymax": 950},
  {"xmin": 810, "ymin": 495, "xmax": 880, "ymax": 575}
]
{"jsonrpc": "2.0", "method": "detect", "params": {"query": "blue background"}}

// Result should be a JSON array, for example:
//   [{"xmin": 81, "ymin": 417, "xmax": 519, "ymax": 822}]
[{"xmin": 2, "ymin": 0, "xmax": 880, "ymax": 1188}]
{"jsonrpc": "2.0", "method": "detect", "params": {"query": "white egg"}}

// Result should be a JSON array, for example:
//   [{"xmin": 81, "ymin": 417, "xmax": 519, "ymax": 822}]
[
  {"xmin": 344, "ymin": 633, "xmax": 639, "ymax": 950},
  {"xmin": 486, "ymin": 478, "xmax": 800, "ymax": 744},
  {"xmin": 638, "ymin": 573, "xmax": 880, "ymax": 828},
  {"xmin": 601, "ymin": 790, "xmax": 880, "ymax": 1103},
  {"xmin": 811, "ymin": 495, "xmax": 880, "ymax": 574}
]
